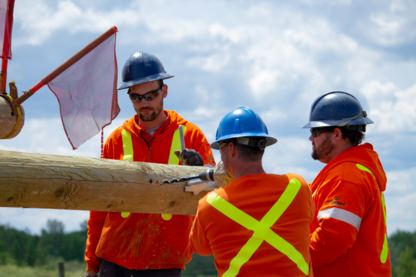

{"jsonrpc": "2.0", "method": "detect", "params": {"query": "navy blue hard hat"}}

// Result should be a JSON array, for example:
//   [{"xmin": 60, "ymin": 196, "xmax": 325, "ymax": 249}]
[
  {"xmin": 303, "ymin": 91, "xmax": 374, "ymax": 128},
  {"xmin": 118, "ymin": 52, "xmax": 174, "ymax": 90},
  {"xmin": 211, "ymin": 107, "xmax": 277, "ymax": 150}
]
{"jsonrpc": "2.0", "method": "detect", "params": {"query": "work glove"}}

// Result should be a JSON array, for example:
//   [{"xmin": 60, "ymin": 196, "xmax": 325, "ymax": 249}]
[
  {"xmin": 214, "ymin": 161, "xmax": 234, "ymax": 187},
  {"xmin": 174, "ymin": 149, "xmax": 204, "ymax": 166}
]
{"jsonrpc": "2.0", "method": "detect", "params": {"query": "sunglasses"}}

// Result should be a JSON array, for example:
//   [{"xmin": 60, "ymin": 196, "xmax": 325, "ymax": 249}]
[
  {"xmin": 128, "ymin": 85, "xmax": 163, "ymax": 103},
  {"xmin": 310, "ymin": 128, "xmax": 332, "ymax": 138}
]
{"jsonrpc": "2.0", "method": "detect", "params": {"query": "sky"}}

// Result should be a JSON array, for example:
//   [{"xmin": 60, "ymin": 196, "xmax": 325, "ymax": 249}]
[{"xmin": 0, "ymin": 0, "xmax": 415, "ymax": 236}]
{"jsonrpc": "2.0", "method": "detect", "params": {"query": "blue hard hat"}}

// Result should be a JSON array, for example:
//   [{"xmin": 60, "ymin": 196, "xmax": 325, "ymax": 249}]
[
  {"xmin": 211, "ymin": 107, "xmax": 277, "ymax": 150},
  {"xmin": 118, "ymin": 52, "xmax": 174, "ymax": 90},
  {"xmin": 303, "ymin": 91, "xmax": 374, "ymax": 128}
]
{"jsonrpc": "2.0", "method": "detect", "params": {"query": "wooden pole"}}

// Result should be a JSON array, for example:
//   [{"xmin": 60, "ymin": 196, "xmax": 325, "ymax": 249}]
[
  {"xmin": 0, "ymin": 150, "xmax": 209, "ymax": 215},
  {"xmin": 58, "ymin": 262, "xmax": 65, "ymax": 277}
]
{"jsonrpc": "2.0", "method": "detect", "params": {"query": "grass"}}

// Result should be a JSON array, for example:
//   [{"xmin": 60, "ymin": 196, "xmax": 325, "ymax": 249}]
[{"xmin": 0, "ymin": 260, "xmax": 86, "ymax": 277}]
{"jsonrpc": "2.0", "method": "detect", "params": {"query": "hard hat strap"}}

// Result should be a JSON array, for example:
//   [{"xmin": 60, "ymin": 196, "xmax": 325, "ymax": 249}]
[{"xmin": 339, "ymin": 111, "xmax": 367, "ymax": 127}]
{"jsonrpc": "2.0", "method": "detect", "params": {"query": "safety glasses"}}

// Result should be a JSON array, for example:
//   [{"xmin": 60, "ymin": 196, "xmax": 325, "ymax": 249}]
[
  {"xmin": 128, "ymin": 85, "xmax": 163, "ymax": 103},
  {"xmin": 310, "ymin": 127, "xmax": 333, "ymax": 138},
  {"xmin": 219, "ymin": 142, "xmax": 229, "ymax": 153}
]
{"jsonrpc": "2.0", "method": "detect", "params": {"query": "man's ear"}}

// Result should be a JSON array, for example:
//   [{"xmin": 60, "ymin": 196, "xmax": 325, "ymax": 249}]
[
  {"xmin": 333, "ymin": 128, "xmax": 343, "ymax": 142},
  {"xmin": 229, "ymin": 142, "xmax": 238, "ymax": 158},
  {"xmin": 162, "ymin": 84, "xmax": 168, "ymax": 98}
]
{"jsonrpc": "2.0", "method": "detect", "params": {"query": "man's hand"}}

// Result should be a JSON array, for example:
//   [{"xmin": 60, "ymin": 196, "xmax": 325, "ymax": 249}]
[
  {"xmin": 214, "ymin": 161, "xmax": 234, "ymax": 187},
  {"xmin": 85, "ymin": 270, "xmax": 98, "ymax": 277},
  {"xmin": 174, "ymin": 149, "xmax": 204, "ymax": 166}
]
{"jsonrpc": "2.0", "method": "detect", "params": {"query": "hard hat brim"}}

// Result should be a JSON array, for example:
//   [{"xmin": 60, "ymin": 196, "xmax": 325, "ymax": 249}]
[
  {"xmin": 210, "ymin": 133, "xmax": 277, "ymax": 150},
  {"xmin": 117, "ymin": 72, "xmax": 174, "ymax": 90},
  {"xmin": 302, "ymin": 117, "xmax": 374, "ymax": 128}
]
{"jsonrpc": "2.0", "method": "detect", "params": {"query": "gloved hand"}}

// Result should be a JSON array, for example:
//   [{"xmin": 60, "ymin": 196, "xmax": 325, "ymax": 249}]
[
  {"xmin": 174, "ymin": 149, "xmax": 204, "ymax": 166},
  {"xmin": 214, "ymin": 161, "xmax": 234, "ymax": 187}
]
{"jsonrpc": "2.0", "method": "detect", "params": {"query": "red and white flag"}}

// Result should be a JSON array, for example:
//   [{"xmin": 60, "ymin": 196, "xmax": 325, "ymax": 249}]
[
  {"xmin": 47, "ymin": 29, "xmax": 120, "ymax": 150},
  {"xmin": 0, "ymin": 0, "xmax": 14, "ymax": 60}
]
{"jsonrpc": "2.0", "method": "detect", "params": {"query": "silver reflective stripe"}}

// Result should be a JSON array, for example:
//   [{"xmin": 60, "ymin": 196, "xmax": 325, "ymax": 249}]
[{"xmin": 317, "ymin": 207, "xmax": 362, "ymax": 231}]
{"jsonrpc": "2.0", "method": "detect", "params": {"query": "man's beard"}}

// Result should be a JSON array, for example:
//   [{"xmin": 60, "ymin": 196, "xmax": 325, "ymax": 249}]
[
  {"xmin": 138, "ymin": 98, "xmax": 163, "ymax": 122},
  {"xmin": 312, "ymin": 136, "xmax": 334, "ymax": 161}
]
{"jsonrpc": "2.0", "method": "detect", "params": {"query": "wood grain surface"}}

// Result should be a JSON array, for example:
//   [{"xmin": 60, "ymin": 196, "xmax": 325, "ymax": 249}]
[{"xmin": 0, "ymin": 150, "xmax": 209, "ymax": 215}]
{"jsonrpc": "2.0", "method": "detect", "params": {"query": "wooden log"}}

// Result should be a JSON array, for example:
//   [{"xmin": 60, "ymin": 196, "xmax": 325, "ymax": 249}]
[
  {"xmin": 0, "ymin": 96, "xmax": 25, "ymax": 139},
  {"xmin": 0, "ymin": 150, "xmax": 210, "ymax": 215}
]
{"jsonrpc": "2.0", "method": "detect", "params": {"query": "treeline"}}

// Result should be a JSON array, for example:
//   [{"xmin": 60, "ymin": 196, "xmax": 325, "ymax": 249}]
[
  {"xmin": 0, "ymin": 219, "xmax": 415, "ymax": 276},
  {"xmin": 0, "ymin": 219, "xmax": 87, "ymax": 267}
]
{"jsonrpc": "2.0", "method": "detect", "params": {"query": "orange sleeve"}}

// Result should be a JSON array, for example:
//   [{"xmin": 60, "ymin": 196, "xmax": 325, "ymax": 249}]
[
  {"xmin": 185, "ymin": 123, "xmax": 216, "ymax": 167},
  {"xmin": 85, "ymin": 211, "xmax": 108, "ymax": 272},
  {"xmin": 189, "ymin": 200, "xmax": 213, "ymax": 256},
  {"xmin": 310, "ymin": 179, "xmax": 367, "ymax": 268},
  {"xmin": 85, "ymin": 135, "xmax": 116, "ymax": 272}
]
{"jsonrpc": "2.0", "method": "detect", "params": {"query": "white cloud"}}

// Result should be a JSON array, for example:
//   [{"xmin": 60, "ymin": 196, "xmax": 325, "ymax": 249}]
[
  {"xmin": 366, "ymin": 0, "xmax": 416, "ymax": 46},
  {"xmin": 361, "ymin": 81, "xmax": 416, "ymax": 133},
  {"xmin": 13, "ymin": 0, "xmax": 139, "ymax": 46},
  {"xmin": 0, "ymin": 118, "xmax": 124, "ymax": 157}
]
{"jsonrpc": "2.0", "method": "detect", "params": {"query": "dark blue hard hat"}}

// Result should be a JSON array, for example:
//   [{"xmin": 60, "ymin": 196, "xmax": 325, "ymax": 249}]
[
  {"xmin": 117, "ymin": 52, "xmax": 174, "ymax": 90},
  {"xmin": 211, "ymin": 107, "xmax": 277, "ymax": 150},
  {"xmin": 303, "ymin": 91, "xmax": 374, "ymax": 128}
]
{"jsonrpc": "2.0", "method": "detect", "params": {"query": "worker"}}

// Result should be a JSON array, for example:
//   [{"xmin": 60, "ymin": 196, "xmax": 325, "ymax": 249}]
[
  {"xmin": 304, "ymin": 91, "xmax": 391, "ymax": 276},
  {"xmin": 84, "ymin": 52, "xmax": 216, "ymax": 277},
  {"xmin": 190, "ymin": 106, "xmax": 315, "ymax": 276}
]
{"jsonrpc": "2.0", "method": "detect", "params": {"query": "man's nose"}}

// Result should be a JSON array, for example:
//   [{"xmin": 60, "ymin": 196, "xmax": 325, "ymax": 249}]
[
  {"xmin": 309, "ymin": 135, "xmax": 314, "ymax": 142},
  {"xmin": 140, "ymin": 98, "xmax": 150, "ymax": 106}
]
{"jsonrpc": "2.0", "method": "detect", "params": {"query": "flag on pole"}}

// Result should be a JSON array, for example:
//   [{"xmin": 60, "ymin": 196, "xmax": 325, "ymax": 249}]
[
  {"xmin": 47, "ymin": 29, "xmax": 120, "ymax": 150},
  {"xmin": 0, "ymin": 0, "xmax": 14, "ymax": 59}
]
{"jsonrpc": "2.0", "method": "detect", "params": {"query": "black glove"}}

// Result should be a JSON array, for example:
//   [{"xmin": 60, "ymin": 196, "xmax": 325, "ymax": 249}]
[{"xmin": 174, "ymin": 149, "xmax": 204, "ymax": 166}]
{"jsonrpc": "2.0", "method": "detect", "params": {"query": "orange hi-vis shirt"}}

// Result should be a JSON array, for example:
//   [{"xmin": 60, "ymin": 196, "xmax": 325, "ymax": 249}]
[
  {"xmin": 85, "ymin": 110, "xmax": 215, "ymax": 272},
  {"xmin": 309, "ymin": 143, "xmax": 391, "ymax": 276},
  {"xmin": 190, "ymin": 173, "xmax": 315, "ymax": 277}
]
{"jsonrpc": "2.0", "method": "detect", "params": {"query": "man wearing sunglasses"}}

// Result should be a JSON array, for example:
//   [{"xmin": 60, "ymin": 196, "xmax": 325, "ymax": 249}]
[
  {"xmin": 304, "ymin": 91, "xmax": 391, "ymax": 276},
  {"xmin": 190, "ymin": 107, "xmax": 314, "ymax": 276},
  {"xmin": 84, "ymin": 52, "xmax": 215, "ymax": 277}
]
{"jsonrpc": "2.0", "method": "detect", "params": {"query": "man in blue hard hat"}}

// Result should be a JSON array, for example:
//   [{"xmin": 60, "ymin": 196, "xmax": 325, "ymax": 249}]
[
  {"xmin": 190, "ymin": 106, "xmax": 314, "ymax": 276},
  {"xmin": 304, "ymin": 91, "xmax": 391, "ymax": 276},
  {"xmin": 84, "ymin": 52, "xmax": 216, "ymax": 277}
]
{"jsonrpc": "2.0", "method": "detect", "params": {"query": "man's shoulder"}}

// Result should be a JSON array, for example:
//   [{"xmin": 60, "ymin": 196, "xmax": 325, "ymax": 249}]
[{"xmin": 107, "ymin": 126, "xmax": 126, "ymax": 140}]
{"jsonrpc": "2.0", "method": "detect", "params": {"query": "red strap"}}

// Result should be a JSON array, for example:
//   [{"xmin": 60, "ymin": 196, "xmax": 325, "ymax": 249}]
[{"xmin": 100, "ymin": 128, "xmax": 104, "ymax": 159}]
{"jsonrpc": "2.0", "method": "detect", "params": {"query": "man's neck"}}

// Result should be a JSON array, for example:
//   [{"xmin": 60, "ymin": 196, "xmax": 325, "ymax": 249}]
[
  {"xmin": 138, "ymin": 110, "xmax": 167, "ymax": 131},
  {"xmin": 232, "ymin": 162, "xmax": 265, "ymax": 179},
  {"xmin": 324, "ymin": 143, "xmax": 353, "ymax": 164}
]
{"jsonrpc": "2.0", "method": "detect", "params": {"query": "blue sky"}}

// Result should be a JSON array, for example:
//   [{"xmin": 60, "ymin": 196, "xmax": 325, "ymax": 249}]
[{"xmin": 0, "ymin": 0, "xmax": 415, "ymax": 235}]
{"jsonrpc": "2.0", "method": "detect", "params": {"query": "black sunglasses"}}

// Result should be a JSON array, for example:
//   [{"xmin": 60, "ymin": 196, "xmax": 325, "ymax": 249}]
[
  {"xmin": 128, "ymin": 85, "xmax": 163, "ymax": 103},
  {"xmin": 310, "ymin": 127, "xmax": 333, "ymax": 138}
]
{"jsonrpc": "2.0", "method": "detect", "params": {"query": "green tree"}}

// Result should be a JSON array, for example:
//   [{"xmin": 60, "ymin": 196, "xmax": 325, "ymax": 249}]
[{"xmin": 395, "ymin": 247, "xmax": 416, "ymax": 277}]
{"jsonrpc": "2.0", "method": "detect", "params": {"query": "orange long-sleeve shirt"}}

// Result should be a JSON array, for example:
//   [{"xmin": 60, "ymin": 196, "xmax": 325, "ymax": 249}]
[
  {"xmin": 190, "ymin": 173, "xmax": 314, "ymax": 276},
  {"xmin": 309, "ymin": 143, "xmax": 391, "ymax": 276},
  {"xmin": 85, "ymin": 110, "xmax": 215, "ymax": 272}
]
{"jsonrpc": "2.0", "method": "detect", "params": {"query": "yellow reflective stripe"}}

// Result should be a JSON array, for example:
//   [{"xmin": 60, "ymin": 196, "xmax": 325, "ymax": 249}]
[
  {"xmin": 381, "ymin": 192, "xmax": 387, "ymax": 225},
  {"xmin": 356, "ymin": 163, "xmax": 389, "ymax": 264},
  {"xmin": 121, "ymin": 129, "xmax": 133, "ymax": 161},
  {"xmin": 207, "ymin": 178, "xmax": 308, "ymax": 276},
  {"xmin": 261, "ymin": 178, "xmax": 301, "ymax": 226},
  {"xmin": 380, "ymin": 192, "xmax": 388, "ymax": 263},
  {"xmin": 163, "ymin": 125, "xmax": 186, "ymax": 221},
  {"xmin": 167, "ymin": 125, "xmax": 186, "ymax": 165},
  {"xmin": 121, "ymin": 212, "xmax": 130, "ymax": 218}
]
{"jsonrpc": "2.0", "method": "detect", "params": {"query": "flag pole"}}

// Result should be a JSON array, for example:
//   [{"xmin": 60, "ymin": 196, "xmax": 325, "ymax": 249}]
[
  {"xmin": 12, "ymin": 26, "xmax": 118, "ymax": 107},
  {"xmin": 0, "ymin": 58, "xmax": 7, "ymax": 94}
]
